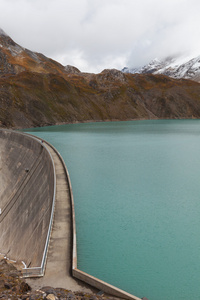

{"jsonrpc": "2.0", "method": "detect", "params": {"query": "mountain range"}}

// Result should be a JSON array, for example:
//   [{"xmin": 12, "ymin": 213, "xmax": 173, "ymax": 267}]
[
  {"xmin": 1, "ymin": 28, "xmax": 200, "ymax": 129},
  {"xmin": 122, "ymin": 55, "xmax": 200, "ymax": 82}
]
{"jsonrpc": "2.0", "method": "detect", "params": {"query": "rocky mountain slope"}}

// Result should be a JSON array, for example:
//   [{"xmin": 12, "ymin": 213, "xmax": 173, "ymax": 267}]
[
  {"xmin": 122, "ymin": 55, "xmax": 200, "ymax": 82},
  {"xmin": 1, "ymin": 29, "xmax": 200, "ymax": 129}
]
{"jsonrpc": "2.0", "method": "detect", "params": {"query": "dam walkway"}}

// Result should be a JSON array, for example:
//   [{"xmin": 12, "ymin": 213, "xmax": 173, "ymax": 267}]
[
  {"xmin": 27, "ymin": 141, "xmax": 94, "ymax": 293},
  {"xmin": 0, "ymin": 130, "xmax": 140, "ymax": 300}
]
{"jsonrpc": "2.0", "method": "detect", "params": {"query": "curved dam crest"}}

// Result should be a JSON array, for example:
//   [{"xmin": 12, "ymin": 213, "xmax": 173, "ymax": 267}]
[
  {"xmin": 24, "ymin": 119, "xmax": 200, "ymax": 300},
  {"xmin": 0, "ymin": 129, "xmax": 141, "ymax": 300}
]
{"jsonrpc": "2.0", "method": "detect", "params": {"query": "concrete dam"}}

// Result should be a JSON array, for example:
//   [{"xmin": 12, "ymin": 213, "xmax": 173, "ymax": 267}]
[
  {"xmin": 0, "ymin": 130, "xmax": 55, "ymax": 270},
  {"xmin": 0, "ymin": 129, "xmax": 141, "ymax": 300}
]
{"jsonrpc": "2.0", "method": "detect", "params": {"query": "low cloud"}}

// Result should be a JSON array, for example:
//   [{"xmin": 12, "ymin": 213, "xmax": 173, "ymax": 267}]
[{"xmin": 0, "ymin": 0, "xmax": 200, "ymax": 72}]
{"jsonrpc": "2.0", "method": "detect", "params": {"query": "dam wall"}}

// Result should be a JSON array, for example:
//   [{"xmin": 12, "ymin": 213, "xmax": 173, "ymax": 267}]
[
  {"xmin": 0, "ymin": 130, "xmax": 55, "ymax": 271},
  {"xmin": 0, "ymin": 129, "xmax": 141, "ymax": 299}
]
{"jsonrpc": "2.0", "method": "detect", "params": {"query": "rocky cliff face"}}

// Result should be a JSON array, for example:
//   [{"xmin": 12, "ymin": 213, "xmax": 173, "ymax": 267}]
[{"xmin": 1, "ymin": 29, "xmax": 200, "ymax": 129}]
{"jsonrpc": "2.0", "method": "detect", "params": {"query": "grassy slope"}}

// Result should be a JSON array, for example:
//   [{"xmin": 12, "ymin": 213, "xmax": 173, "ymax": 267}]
[
  {"xmin": 1, "ymin": 70, "xmax": 200, "ymax": 128},
  {"xmin": 1, "ymin": 32, "xmax": 200, "ymax": 129}
]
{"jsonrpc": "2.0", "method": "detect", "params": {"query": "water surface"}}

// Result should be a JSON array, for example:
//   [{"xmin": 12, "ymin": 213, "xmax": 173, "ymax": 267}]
[{"xmin": 25, "ymin": 120, "xmax": 200, "ymax": 300}]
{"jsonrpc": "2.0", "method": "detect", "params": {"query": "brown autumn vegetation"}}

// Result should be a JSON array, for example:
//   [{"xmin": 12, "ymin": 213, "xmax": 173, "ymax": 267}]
[{"xmin": 1, "ymin": 32, "xmax": 200, "ymax": 129}]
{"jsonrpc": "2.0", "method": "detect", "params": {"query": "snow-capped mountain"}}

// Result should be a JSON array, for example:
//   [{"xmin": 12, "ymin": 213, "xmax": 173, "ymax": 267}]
[
  {"xmin": 1, "ymin": 28, "xmax": 200, "ymax": 129},
  {"xmin": 122, "ymin": 55, "xmax": 200, "ymax": 82}
]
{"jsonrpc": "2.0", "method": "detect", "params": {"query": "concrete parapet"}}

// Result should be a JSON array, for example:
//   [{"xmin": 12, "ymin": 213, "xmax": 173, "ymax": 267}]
[
  {"xmin": 0, "ymin": 129, "xmax": 142, "ymax": 299},
  {"xmin": 73, "ymin": 269, "xmax": 141, "ymax": 300},
  {"xmin": 47, "ymin": 141, "xmax": 141, "ymax": 300}
]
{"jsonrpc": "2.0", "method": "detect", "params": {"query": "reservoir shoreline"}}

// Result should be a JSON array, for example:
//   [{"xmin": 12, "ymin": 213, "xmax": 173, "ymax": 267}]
[{"xmin": 1, "ymin": 115, "xmax": 200, "ymax": 131}]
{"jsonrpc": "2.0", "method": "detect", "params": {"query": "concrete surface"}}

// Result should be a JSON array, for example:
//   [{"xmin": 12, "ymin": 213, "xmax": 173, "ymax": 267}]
[
  {"xmin": 35, "ymin": 141, "xmax": 141, "ymax": 299},
  {"xmin": 0, "ymin": 130, "xmax": 54, "ymax": 268},
  {"xmin": 0, "ymin": 130, "xmax": 95, "ymax": 293},
  {"xmin": 26, "ymin": 142, "xmax": 95, "ymax": 293},
  {"xmin": 0, "ymin": 130, "xmax": 142, "ymax": 299}
]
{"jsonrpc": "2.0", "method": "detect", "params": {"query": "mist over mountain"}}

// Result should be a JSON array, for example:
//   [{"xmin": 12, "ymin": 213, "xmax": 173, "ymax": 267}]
[
  {"xmin": 1, "ymin": 29, "xmax": 200, "ymax": 129},
  {"xmin": 122, "ymin": 55, "xmax": 200, "ymax": 82}
]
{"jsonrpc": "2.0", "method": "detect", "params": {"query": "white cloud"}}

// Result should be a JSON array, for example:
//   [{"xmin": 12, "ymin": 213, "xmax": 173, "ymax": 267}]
[{"xmin": 0, "ymin": 0, "xmax": 200, "ymax": 72}]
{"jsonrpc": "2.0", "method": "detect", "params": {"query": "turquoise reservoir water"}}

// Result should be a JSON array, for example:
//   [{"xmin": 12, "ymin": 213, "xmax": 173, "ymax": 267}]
[{"xmin": 25, "ymin": 120, "xmax": 200, "ymax": 300}]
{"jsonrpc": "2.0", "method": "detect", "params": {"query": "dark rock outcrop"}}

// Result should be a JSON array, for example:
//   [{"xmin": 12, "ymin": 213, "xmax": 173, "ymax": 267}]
[
  {"xmin": 0, "ymin": 260, "xmax": 118, "ymax": 300},
  {"xmin": 65, "ymin": 65, "xmax": 81, "ymax": 74}
]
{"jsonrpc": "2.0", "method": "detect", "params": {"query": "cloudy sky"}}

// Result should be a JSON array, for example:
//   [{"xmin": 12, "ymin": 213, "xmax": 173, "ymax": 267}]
[{"xmin": 0, "ymin": 0, "xmax": 200, "ymax": 73}]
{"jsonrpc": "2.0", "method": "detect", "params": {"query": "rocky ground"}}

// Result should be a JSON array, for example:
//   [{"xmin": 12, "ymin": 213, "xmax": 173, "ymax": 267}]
[{"xmin": 0, "ymin": 259, "xmax": 119, "ymax": 300}]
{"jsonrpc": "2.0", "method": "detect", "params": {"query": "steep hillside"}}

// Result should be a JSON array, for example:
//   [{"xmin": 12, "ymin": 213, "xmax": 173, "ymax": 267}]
[
  {"xmin": 0, "ymin": 28, "xmax": 68, "ymax": 76},
  {"xmin": 1, "ymin": 29, "xmax": 200, "ymax": 129}
]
